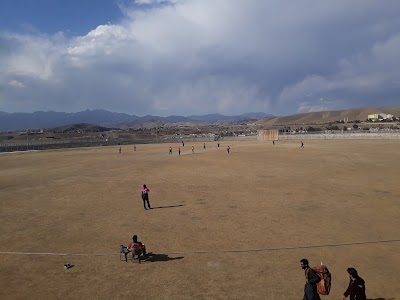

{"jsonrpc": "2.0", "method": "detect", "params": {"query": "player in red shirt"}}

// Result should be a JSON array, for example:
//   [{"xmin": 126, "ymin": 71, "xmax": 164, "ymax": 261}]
[{"xmin": 141, "ymin": 184, "xmax": 151, "ymax": 210}]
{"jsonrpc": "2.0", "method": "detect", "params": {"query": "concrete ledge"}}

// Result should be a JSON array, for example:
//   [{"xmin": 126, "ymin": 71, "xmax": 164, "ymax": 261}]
[{"xmin": 278, "ymin": 133, "xmax": 400, "ymax": 140}]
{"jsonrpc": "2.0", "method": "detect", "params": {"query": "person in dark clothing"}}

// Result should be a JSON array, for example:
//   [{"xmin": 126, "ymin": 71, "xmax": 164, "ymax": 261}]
[
  {"xmin": 343, "ymin": 268, "xmax": 366, "ymax": 300},
  {"xmin": 141, "ymin": 184, "xmax": 151, "ymax": 210},
  {"xmin": 301, "ymin": 259, "xmax": 321, "ymax": 300}
]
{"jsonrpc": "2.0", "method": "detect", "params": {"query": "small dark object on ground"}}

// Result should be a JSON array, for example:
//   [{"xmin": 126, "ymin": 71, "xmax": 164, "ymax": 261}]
[{"xmin": 64, "ymin": 262, "xmax": 72, "ymax": 269}]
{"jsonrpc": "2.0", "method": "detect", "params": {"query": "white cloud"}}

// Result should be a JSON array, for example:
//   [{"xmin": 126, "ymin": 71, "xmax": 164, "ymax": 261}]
[
  {"xmin": 278, "ymin": 31, "xmax": 400, "ymax": 113},
  {"xmin": 8, "ymin": 80, "xmax": 26, "ymax": 88},
  {"xmin": 1, "ymin": 0, "xmax": 400, "ymax": 115}
]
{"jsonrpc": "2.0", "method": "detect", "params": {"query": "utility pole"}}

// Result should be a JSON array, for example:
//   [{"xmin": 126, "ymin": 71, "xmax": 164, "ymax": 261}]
[{"xmin": 26, "ymin": 129, "xmax": 29, "ymax": 151}]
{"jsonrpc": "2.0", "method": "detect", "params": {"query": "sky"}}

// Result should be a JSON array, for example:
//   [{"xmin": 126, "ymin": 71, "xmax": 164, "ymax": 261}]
[{"xmin": 0, "ymin": 0, "xmax": 400, "ymax": 117}]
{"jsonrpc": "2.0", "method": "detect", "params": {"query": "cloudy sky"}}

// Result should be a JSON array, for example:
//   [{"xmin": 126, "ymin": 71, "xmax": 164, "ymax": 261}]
[{"xmin": 1, "ymin": 0, "xmax": 399, "ymax": 116}]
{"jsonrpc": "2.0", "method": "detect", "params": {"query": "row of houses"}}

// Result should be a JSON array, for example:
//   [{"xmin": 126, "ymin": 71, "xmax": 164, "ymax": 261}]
[{"xmin": 367, "ymin": 113, "xmax": 396, "ymax": 121}]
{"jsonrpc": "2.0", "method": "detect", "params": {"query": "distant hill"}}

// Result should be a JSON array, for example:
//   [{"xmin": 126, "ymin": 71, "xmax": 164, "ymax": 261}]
[
  {"xmin": 0, "ymin": 110, "xmax": 273, "ymax": 131},
  {"xmin": 0, "ymin": 109, "xmax": 136, "ymax": 131},
  {"xmin": 188, "ymin": 112, "xmax": 273, "ymax": 122},
  {"xmin": 50, "ymin": 123, "xmax": 110, "ymax": 133},
  {"xmin": 260, "ymin": 107, "xmax": 400, "ymax": 126}
]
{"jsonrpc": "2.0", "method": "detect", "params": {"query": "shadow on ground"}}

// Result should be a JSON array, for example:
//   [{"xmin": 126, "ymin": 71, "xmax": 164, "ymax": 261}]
[
  {"xmin": 150, "ymin": 204, "xmax": 184, "ymax": 210},
  {"xmin": 142, "ymin": 252, "xmax": 184, "ymax": 262}
]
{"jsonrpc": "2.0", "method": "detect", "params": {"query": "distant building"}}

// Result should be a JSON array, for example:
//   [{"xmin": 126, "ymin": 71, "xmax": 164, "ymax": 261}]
[
  {"xmin": 367, "ymin": 113, "xmax": 394, "ymax": 121},
  {"xmin": 385, "ymin": 114, "xmax": 394, "ymax": 119},
  {"xmin": 368, "ymin": 114, "xmax": 380, "ymax": 121}
]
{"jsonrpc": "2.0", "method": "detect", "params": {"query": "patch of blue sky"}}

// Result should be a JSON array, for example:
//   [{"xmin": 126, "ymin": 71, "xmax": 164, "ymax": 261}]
[{"xmin": 0, "ymin": 0, "xmax": 124, "ymax": 37}]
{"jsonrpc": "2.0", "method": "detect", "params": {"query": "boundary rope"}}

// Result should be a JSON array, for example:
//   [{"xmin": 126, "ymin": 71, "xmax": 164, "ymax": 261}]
[{"xmin": 0, "ymin": 239, "xmax": 399, "ymax": 257}]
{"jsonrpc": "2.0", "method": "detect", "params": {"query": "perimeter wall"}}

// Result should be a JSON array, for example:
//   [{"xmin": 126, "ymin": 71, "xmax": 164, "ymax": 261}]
[{"xmin": 278, "ymin": 132, "xmax": 400, "ymax": 140}]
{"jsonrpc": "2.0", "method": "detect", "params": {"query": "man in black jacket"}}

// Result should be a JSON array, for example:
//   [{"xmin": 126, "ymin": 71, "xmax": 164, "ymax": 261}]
[
  {"xmin": 343, "ymin": 268, "xmax": 366, "ymax": 300},
  {"xmin": 300, "ymin": 259, "xmax": 321, "ymax": 300}
]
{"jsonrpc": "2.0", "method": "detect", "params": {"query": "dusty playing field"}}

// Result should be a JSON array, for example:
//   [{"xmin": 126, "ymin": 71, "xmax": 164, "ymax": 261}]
[{"xmin": 1, "ymin": 140, "xmax": 399, "ymax": 300}]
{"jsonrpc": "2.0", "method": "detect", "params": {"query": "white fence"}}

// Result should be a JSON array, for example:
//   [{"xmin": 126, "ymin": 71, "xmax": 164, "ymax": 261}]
[{"xmin": 278, "ymin": 132, "xmax": 400, "ymax": 140}]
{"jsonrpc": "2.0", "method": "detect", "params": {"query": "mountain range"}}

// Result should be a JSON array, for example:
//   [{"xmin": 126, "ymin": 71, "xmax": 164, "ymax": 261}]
[
  {"xmin": 0, "ymin": 110, "xmax": 273, "ymax": 131},
  {"xmin": 259, "ymin": 106, "xmax": 400, "ymax": 127},
  {"xmin": 2, "ymin": 106, "xmax": 398, "ymax": 132}
]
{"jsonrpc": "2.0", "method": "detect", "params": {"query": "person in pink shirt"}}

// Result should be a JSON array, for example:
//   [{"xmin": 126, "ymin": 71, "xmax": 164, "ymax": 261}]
[{"xmin": 141, "ymin": 184, "xmax": 151, "ymax": 210}]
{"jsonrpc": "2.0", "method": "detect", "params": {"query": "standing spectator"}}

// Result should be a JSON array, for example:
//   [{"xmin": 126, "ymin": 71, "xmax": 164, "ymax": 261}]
[
  {"xmin": 301, "ymin": 141, "xmax": 304, "ymax": 148},
  {"xmin": 141, "ymin": 184, "xmax": 151, "ymax": 210},
  {"xmin": 119, "ymin": 147, "xmax": 122, "ymax": 154},
  {"xmin": 169, "ymin": 147, "xmax": 172, "ymax": 155},
  {"xmin": 191, "ymin": 146, "xmax": 194, "ymax": 154},
  {"xmin": 217, "ymin": 143, "xmax": 220, "ymax": 147},
  {"xmin": 178, "ymin": 147, "xmax": 181, "ymax": 156},
  {"xmin": 182, "ymin": 141, "xmax": 185, "ymax": 147},
  {"xmin": 273, "ymin": 140, "xmax": 275, "ymax": 145},
  {"xmin": 203, "ymin": 143, "xmax": 206, "ymax": 149},
  {"xmin": 134, "ymin": 145, "xmax": 136, "ymax": 151},
  {"xmin": 227, "ymin": 145, "xmax": 230, "ymax": 154},
  {"xmin": 300, "ymin": 259, "xmax": 321, "ymax": 300},
  {"xmin": 342, "ymin": 268, "xmax": 366, "ymax": 300}
]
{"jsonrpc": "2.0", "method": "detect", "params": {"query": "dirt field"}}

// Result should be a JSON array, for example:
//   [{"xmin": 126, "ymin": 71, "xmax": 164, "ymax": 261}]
[{"xmin": 1, "ymin": 140, "xmax": 399, "ymax": 300}]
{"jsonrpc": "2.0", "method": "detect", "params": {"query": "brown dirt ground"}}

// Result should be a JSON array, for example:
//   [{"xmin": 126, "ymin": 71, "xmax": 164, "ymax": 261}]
[{"xmin": 1, "ymin": 140, "xmax": 399, "ymax": 300}]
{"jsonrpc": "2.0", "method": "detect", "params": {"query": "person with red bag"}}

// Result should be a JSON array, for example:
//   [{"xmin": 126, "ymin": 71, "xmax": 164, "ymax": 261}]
[{"xmin": 300, "ymin": 259, "xmax": 321, "ymax": 300}]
